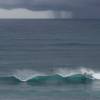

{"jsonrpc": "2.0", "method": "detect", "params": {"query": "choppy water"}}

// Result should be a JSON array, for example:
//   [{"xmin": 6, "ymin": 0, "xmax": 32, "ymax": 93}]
[{"xmin": 0, "ymin": 19, "xmax": 100, "ymax": 100}]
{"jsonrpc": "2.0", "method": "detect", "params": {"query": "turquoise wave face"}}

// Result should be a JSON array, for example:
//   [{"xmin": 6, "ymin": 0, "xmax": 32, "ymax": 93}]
[
  {"xmin": 28, "ymin": 74, "xmax": 93, "ymax": 85},
  {"xmin": 64, "ymin": 74, "xmax": 92, "ymax": 83},
  {"xmin": 0, "ymin": 74, "xmax": 93, "ymax": 85}
]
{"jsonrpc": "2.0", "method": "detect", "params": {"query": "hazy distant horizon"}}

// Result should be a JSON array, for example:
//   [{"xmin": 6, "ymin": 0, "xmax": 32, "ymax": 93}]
[{"xmin": 0, "ymin": 0, "xmax": 99, "ymax": 19}]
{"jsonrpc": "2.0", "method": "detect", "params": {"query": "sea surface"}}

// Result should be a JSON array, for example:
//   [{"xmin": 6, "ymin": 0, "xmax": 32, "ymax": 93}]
[{"xmin": 0, "ymin": 19, "xmax": 100, "ymax": 100}]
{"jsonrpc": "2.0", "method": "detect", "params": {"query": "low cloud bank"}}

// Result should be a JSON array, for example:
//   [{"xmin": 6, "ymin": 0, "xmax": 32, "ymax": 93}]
[{"xmin": 0, "ymin": 8, "xmax": 72, "ymax": 19}]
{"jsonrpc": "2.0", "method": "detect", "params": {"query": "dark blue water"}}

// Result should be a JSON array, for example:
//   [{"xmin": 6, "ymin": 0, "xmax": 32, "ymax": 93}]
[{"xmin": 0, "ymin": 19, "xmax": 100, "ymax": 100}]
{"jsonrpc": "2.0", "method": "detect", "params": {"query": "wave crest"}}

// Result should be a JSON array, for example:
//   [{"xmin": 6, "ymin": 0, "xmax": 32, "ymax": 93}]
[
  {"xmin": 0, "ymin": 68, "xmax": 100, "ymax": 85},
  {"xmin": 13, "ymin": 69, "xmax": 45, "ymax": 82},
  {"xmin": 0, "ymin": 74, "xmax": 93, "ymax": 85}
]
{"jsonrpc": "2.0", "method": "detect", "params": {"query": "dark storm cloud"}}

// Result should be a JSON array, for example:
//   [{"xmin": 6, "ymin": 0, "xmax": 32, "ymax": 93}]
[{"xmin": 0, "ymin": 0, "xmax": 100, "ymax": 18}]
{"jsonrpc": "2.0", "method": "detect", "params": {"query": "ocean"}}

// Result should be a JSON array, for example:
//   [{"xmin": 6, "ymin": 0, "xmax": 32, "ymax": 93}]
[{"xmin": 0, "ymin": 19, "xmax": 100, "ymax": 100}]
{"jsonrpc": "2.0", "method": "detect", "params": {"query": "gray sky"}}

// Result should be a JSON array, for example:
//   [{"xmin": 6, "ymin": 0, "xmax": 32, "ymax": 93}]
[{"xmin": 0, "ymin": 0, "xmax": 99, "ymax": 18}]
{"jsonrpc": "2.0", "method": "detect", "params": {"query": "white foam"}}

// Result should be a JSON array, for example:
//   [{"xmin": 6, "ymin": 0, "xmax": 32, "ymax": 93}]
[
  {"xmin": 12, "ymin": 68, "xmax": 100, "ymax": 81},
  {"xmin": 92, "ymin": 73, "xmax": 100, "ymax": 80},
  {"xmin": 54, "ymin": 68, "xmax": 78, "ymax": 77},
  {"xmin": 54, "ymin": 67, "xmax": 95, "ymax": 77},
  {"xmin": 79, "ymin": 67, "xmax": 94, "ymax": 75},
  {"xmin": 13, "ymin": 69, "xmax": 45, "ymax": 81}
]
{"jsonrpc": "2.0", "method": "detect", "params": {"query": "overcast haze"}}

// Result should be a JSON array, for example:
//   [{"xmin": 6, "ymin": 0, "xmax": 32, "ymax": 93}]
[{"xmin": 0, "ymin": 0, "xmax": 99, "ymax": 18}]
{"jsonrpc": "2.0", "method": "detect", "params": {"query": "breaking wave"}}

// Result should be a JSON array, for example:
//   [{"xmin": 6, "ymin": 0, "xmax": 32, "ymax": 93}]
[{"xmin": 0, "ymin": 68, "xmax": 100, "ymax": 85}]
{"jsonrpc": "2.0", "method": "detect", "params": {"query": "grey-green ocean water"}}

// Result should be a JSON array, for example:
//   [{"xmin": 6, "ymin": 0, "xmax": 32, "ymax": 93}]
[{"xmin": 0, "ymin": 19, "xmax": 100, "ymax": 100}]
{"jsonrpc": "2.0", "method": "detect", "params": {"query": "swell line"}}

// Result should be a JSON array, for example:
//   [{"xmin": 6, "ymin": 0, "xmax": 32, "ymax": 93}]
[
  {"xmin": 0, "ymin": 68, "xmax": 100, "ymax": 85},
  {"xmin": 0, "ymin": 74, "xmax": 93, "ymax": 85}
]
